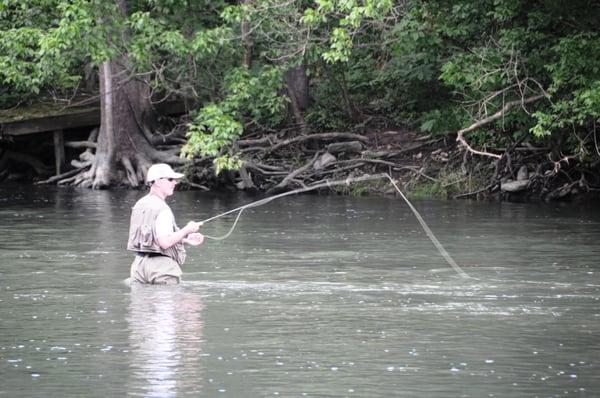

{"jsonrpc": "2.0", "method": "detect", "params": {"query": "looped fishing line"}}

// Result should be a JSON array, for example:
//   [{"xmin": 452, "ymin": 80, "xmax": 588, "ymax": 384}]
[{"xmin": 200, "ymin": 173, "xmax": 472, "ymax": 279}]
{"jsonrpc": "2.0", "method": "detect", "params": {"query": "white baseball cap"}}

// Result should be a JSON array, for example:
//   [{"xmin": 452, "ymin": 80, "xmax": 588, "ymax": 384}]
[{"xmin": 146, "ymin": 163, "xmax": 184, "ymax": 183}]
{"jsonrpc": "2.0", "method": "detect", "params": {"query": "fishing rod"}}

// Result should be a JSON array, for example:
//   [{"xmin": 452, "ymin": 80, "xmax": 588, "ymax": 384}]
[{"xmin": 199, "ymin": 173, "xmax": 472, "ymax": 279}]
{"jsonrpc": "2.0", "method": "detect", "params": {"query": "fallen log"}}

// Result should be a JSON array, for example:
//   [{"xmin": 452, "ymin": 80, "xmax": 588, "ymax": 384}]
[
  {"xmin": 64, "ymin": 140, "xmax": 97, "ymax": 149},
  {"xmin": 362, "ymin": 142, "xmax": 426, "ymax": 158},
  {"xmin": 36, "ymin": 163, "xmax": 91, "ymax": 185},
  {"xmin": 236, "ymin": 135, "xmax": 275, "ymax": 147},
  {"xmin": 500, "ymin": 180, "xmax": 529, "ymax": 192},
  {"xmin": 267, "ymin": 132, "xmax": 369, "ymax": 154},
  {"xmin": 327, "ymin": 141, "xmax": 363, "ymax": 154}
]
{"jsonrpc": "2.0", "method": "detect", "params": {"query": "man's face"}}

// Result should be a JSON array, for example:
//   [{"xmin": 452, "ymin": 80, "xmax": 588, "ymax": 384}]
[{"xmin": 155, "ymin": 177, "xmax": 178, "ymax": 197}]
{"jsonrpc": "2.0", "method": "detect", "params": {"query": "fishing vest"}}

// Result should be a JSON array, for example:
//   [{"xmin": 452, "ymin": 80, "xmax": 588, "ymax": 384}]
[{"xmin": 127, "ymin": 194, "xmax": 186, "ymax": 265}]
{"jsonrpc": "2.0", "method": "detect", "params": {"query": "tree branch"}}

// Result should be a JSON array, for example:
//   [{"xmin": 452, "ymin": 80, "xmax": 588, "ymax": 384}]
[{"xmin": 456, "ymin": 94, "xmax": 547, "ymax": 159}]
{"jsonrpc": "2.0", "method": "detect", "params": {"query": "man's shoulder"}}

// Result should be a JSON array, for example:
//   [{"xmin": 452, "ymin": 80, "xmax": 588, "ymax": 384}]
[{"xmin": 133, "ymin": 194, "xmax": 168, "ymax": 210}]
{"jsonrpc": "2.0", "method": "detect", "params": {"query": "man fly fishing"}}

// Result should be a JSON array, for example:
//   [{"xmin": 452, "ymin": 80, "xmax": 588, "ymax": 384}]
[
  {"xmin": 127, "ymin": 163, "xmax": 204, "ymax": 285},
  {"xmin": 126, "ymin": 168, "xmax": 470, "ymax": 283}
]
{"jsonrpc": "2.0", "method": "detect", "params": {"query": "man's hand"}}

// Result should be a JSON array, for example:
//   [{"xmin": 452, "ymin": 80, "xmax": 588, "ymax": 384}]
[
  {"xmin": 184, "ymin": 232, "xmax": 204, "ymax": 246},
  {"xmin": 183, "ymin": 221, "xmax": 203, "ymax": 234}
]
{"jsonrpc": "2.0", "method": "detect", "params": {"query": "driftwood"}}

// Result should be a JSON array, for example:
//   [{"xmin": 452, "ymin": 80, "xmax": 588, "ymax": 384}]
[
  {"xmin": 327, "ymin": 141, "xmax": 362, "ymax": 154},
  {"xmin": 500, "ymin": 180, "xmax": 529, "ymax": 192},
  {"xmin": 362, "ymin": 142, "xmax": 427, "ymax": 158},
  {"xmin": 230, "ymin": 121, "xmax": 580, "ymax": 202},
  {"xmin": 36, "ymin": 163, "xmax": 91, "ymax": 185},
  {"xmin": 236, "ymin": 135, "xmax": 275, "ymax": 147},
  {"xmin": 6, "ymin": 93, "xmax": 590, "ymax": 202},
  {"xmin": 224, "ymin": 128, "xmax": 452, "ymax": 197},
  {"xmin": 267, "ymin": 132, "xmax": 369, "ymax": 153},
  {"xmin": 236, "ymin": 164, "xmax": 255, "ymax": 190},
  {"xmin": 313, "ymin": 152, "xmax": 336, "ymax": 170},
  {"xmin": 187, "ymin": 181, "xmax": 210, "ymax": 191},
  {"xmin": 267, "ymin": 152, "xmax": 320, "ymax": 193},
  {"xmin": 244, "ymin": 161, "xmax": 289, "ymax": 176}
]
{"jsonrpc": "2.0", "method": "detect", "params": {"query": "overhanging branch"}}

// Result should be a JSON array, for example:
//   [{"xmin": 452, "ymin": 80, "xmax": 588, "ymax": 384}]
[{"xmin": 456, "ymin": 93, "xmax": 547, "ymax": 159}]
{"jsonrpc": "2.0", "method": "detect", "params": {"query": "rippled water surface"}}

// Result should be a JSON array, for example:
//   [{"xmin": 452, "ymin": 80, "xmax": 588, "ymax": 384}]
[{"xmin": 1, "ymin": 184, "xmax": 599, "ymax": 397}]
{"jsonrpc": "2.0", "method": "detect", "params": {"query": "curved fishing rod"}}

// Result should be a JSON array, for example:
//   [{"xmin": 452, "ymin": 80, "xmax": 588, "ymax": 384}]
[{"xmin": 200, "ymin": 173, "xmax": 472, "ymax": 279}]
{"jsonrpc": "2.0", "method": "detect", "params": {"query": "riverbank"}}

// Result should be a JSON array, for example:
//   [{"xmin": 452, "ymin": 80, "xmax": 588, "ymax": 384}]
[
  {"xmin": 180, "ymin": 126, "xmax": 597, "ymax": 203},
  {"xmin": 1, "ymin": 116, "xmax": 597, "ymax": 202}
]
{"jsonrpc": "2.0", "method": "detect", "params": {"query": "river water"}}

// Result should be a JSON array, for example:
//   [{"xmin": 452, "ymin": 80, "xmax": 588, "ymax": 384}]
[{"xmin": 0, "ymin": 184, "xmax": 599, "ymax": 397}]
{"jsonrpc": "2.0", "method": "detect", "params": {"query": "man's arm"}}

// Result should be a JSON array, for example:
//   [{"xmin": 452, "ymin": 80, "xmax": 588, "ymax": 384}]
[{"xmin": 155, "ymin": 209, "xmax": 202, "ymax": 249}]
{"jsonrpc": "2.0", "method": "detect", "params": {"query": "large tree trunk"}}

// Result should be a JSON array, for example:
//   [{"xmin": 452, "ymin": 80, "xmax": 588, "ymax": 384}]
[
  {"xmin": 75, "ymin": 1, "xmax": 182, "ymax": 189},
  {"xmin": 74, "ymin": 58, "xmax": 166, "ymax": 189},
  {"xmin": 285, "ymin": 65, "xmax": 310, "ymax": 134}
]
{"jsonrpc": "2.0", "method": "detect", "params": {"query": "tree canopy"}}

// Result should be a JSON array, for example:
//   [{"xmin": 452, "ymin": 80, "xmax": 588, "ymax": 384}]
[{"xmin": 1, "ymin": 0, "xmax": 599, "ymax": 195}]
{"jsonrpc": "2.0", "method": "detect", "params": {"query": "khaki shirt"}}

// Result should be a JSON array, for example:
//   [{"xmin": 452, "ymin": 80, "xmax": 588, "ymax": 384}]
[{"xmin": 127, "ymin": 193, "xmax": 186, "ymax": 265}]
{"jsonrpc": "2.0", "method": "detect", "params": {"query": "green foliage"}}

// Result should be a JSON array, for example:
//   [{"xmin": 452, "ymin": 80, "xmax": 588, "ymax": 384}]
[
  {"xmin": 225, "ymin": 67, "xmax": 286, "ymax": 123},
  {"xmin": 409, "ymin": 170, "xmax": 476, "ymax": 199},
  {"xmin": 388, "ymin": 0, "xmax": 600, "ymax": 161},
  {"xmin": 420, "ymin": 108, "xmax": 461, "ymax": 137},
  {"xmin": 0, "ymin": 27, "xmax": 45, "ymax": 93},
  {"xmin": 302, "ymin": 0, "xmax": 394, "ymax": 63},
  {"xmin": 0, "ymin": 0, "xmax": 229, "ymax": 107},
  {"xmin": 128, "ymin": 10, "xmax": 234, "ymax": 68},
  {"xmin": 409, "ymin": 179, "xmax": 448, "ymax": 199},
  {"xmin": 322, "ymin": 27, "xmax": 353, "ymax": 63},
  {"xmin": 183, "ymin": 104, "xmax": 243, "ymax": 159},
  {"xmin": 547, "ymin": 33, "xmax": 600, "ymax": 92},
  {"xmin": 0, "ymin": 0, "xmax": 59, "ymax": 29},
  {"xmin": 0, "ymin": 0, "xmax": 122, "ymax": 99},
  {"xmin": 305, "ymin": 105, "xmax": 350, "ymax": 131},
  {"xmin": 214, "ymin": 155, "xmax": 242, "ymax": 175},
  {"xmin": 2, "ymin": 0, "xmax": 600, "ymax": 172},
  {"xmin": 530, "ymin": 32, "xmax": 600, "ymax": 142},
  {"xmin": 128, "ymin": 12, "xmax": 187, "ymax": 64},
  {"xmin": 182, "ymin": 66, "xmax": 286, "ymax": 164}
]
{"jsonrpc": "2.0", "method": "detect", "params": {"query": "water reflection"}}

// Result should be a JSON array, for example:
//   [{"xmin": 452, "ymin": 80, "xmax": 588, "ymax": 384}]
[{"xmin": 127, "ymin": 285, "xmax": 204, "ymax": 397}]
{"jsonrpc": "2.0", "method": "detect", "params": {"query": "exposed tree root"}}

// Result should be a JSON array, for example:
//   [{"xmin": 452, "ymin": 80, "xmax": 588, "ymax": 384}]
[{"xmin": 3, "ymin": 114, "xmax": 598, "ymax": 202}]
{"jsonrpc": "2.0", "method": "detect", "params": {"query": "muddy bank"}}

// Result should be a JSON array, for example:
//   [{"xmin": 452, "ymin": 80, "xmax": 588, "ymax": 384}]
[{"xmin": 1, "ymin": 121, "xmax": 597, "ymax": 203}]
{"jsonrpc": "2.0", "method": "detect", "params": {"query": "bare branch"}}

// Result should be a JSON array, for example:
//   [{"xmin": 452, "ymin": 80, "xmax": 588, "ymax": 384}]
[{"xmin": 456, "ymin": 94, "xmax": 547, "ymax": 159}]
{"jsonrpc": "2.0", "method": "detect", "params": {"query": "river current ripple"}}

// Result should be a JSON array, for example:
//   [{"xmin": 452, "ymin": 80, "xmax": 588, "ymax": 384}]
[{"xmin": 0, "ymin": 185, "xmax": 599, "ymax": 397}]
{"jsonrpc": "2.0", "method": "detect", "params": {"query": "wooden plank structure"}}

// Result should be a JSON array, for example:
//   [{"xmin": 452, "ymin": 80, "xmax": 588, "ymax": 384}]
[{"xmin": 0, "ymin": 99, "xmax": 187, "ymax": 175}]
